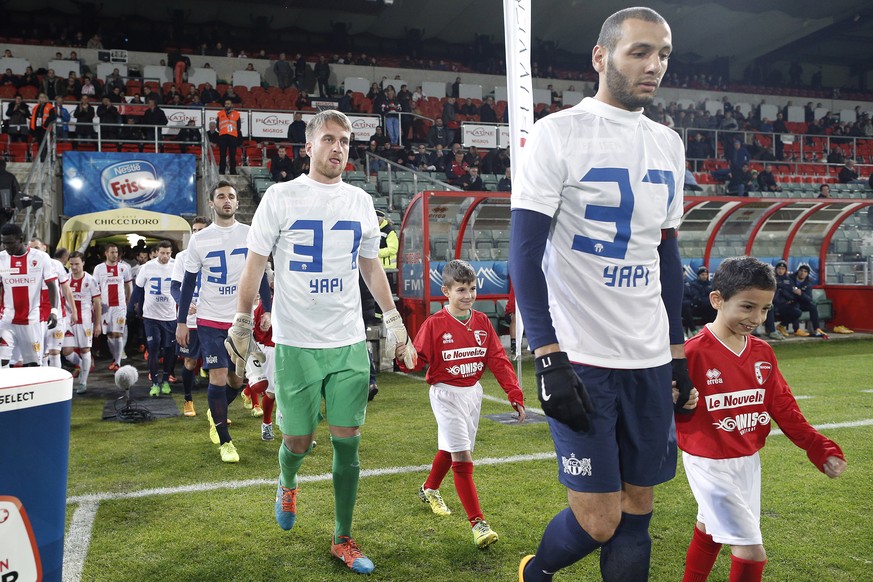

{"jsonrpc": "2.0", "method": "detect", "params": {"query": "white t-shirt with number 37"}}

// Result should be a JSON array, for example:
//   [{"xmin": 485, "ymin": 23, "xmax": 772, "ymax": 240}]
[{"xmin": 248, "ymin": 174, "xmax": 380, "ymax": 348}]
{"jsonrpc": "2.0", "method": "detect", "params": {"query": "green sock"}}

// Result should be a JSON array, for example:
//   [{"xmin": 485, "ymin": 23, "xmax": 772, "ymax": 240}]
[
  {"xmin": 331, "ymin": 434, "xmax": 361, "ymax": 542},
  {"xmin": 278, "ymin": 443, "xmax": 309, "ymax": 490}
]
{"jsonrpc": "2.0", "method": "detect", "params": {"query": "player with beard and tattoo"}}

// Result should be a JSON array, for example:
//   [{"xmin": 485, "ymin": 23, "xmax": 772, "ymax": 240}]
[{"xmin": 512, "ymin": 7, "xmax": 698, "ymax": 581}]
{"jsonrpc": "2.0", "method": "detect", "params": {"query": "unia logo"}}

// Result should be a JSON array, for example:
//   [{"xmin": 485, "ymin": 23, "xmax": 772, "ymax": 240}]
[{"xmin": 100, "ymin": 161, "xmax": 164, "ymax": 207}]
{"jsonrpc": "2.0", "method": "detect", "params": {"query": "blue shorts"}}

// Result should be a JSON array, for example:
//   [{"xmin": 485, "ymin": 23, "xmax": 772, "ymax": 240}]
[
  {"xmin": 197, "ymin": 325, "xmax": 230, "ymax": 370},
  {"xmin": 178, "ymin": 328, "xmax": 200, "ymax": 359},
  {"xmin": 144, "ymin": 319, "xmax": 176, "ymax": 351},
  {"xmin": 548, "ymin": 363, "xmax": 677, "ymax": 493}
]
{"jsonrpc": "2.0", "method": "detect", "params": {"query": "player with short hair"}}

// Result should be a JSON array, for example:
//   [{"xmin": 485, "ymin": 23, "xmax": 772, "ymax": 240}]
[
  {"xmin": 62, "ymin": 251, "xmax": 102, "ymax": 393},
  {"xmin": 171, "ymin": 215, "xmax": 210, "ymax": 417},
  {"xmin": 93, "ymin": 242, "xmax": 132, "ymax": 370},
  {"xmin": 228, "ymin": 109, "xmax": 416, "ymax": 575},
  {"xmin": 511, "ymin": 8, "xmax": 698, "ymax": 581},
  {"xmin": 31, "ymin": 242, "xmax": 77, "ymax": 368},
  {"xmin": 175, "ymin": 182, "xmax": 271, "ymax": 463},
  {"xmin": 132, "ymin": 240, "xmax": 177, "ymax": 397},
  {"xmin": 399, "ymin": 259, "xmax": 525, "ymax": 548},
  {"xmin": 0, "ymin": 223, "xmax": 59, "ymax": 367},
  {"xmin": 677, "ymin": 256, "xmax": 846, "ymax": 582}
]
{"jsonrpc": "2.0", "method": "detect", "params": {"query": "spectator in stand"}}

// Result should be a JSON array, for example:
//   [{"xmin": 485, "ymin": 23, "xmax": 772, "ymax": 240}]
[
  {"xmin": 5, "ymin": 96, "xmax": 30, "ymax": 143},
  {"xmin": 497, "ymin": 167, "xmax": 511, "ymax": 192},
  {"xmin": 684, "ymin": 161, "xmax": 703, "ymax": 192},
  {"xmin": 64, "ymin": 72, "xmax": 82, "ymax": 99},
  {"xmin": 726, "ymin": 139, "xmax": 751, "ymax": 176},
  {"xmin": 442, "ymin": 96, "xmax": 459, "ymax": 138},
  {"xmin": 177, "ymin": 119, "xmax": 201, "ymax": 153},
  {"xmin": 292, "ymin": 53, "xmax": 306, "ymax": 89},
  {"xmin": 314, "ymin": 55, "xmax": 330, "ymax": 98},
  {"xmin": 773, "ymin": 112, "xmax": 788, "ymax": 159},
  {"xmin": 39, "ymin": 69, "xmax": 65, "ymax": 101},
  {"xmin": 757, "ymin": 163, "xmax": 782, "ymax": 192},
  {"xmin": 273, "ymin": 52, "xmax": 294, "ymax": 90},
  {"xmin": 296, "ymin": 91, "xmax": 312, "ymax": 110},
  {"xmin": 142, "ymin": 85, "xmax": 161, "ymax": 105},
  {"xmin": 413, "ymin": 144, "xmax": 431, "ymax": 169},
  {"xmin": 287, "ymin": 112, "xmax": 307, "ymax": 157},
  {"xmin": 380, "ymin": 86, "xmax": 402, "ymax": 146},
  {"xmin": 480, "ymin": 147, "xmax": 509, "ymax": 175},
  {"xmin": 479, "ymin": 96, "xmax": 497, "ymax": 123},
  {"xmin": 120, "ymin": 117, "xmax": 144, "ymax": 146},
  {"xmin": 96, "ymin": 96, "xmax": 121, "ymax": 142},
  {"xmin": 826, "ymin": 147, "xmax": 844, "ymax": 165},
  {"xmin": 244, "ymin": 63, "xmax": 255, "ymax": 72},
  {"xmin": 290, "ymin": 148, "xmax": 309, "ymax": 178},
  {"xmin": 445, "ymin": 151, "xmax": 468, "ymax": 186},
  {"xmin": 200, "ymin": 82, "xmax": 220, "ymax": 105},
  {"xmin": 206, "ymin": 121, "xmax": 219, "ymax": 144},
  {"xmin": 79, "ymin": 75, "xmax": 97, "ymax": 99},
  {"xmin": 164, "ymin": 84, "xmax": 182, "ymax": 104},
  {"xmin": 270, "ymin": 145, "xmax": 294, "ymax": 182},
  {"xmin": 460, "ymin": 166, "xmax": 484, "ymax": 191},
  {"xmin": 838, "ymin": 159, "xmax": 863, "ymax": 184},
  {"xmin": 338, "ymin": 90, "xmax": 354, "ymax": 113},
  {"xmin": 363, "ymin": 140, "xmax": 386, "ymax": 174},
  {"xmin": 459, "ymin": 98, "xmax": 478, "ymax": 117},
  {"xmin": 427, "ymin": 117, "xmax": 451, "ymax": 149},
  {"xmin": 429, "ymin": 143, "xmax": 448, "ymax": 173},
  {"xmin": 72, "ymin": 95, "xmax": 96, "ymax": 149},
  {"xmin": 141, "ymin": 97, "xmax": 168, "ymax": 152},
  {"xmin": 19, "ymin": 66, "xmax": 38, "ymax": 89},
  {"xmin": 105, "ymin": 68, "xmax": 125, "ymax": 95},
  {"xmin": 221, "ymin": 87, "xmax": 241, "ymax": 105},
  {"xmin": 216, "ymin": 98, "xmax": 241, "ymax": 175},
  {"xmin": 86, "ymin": 33, "xmax": 103, "ymax": 49},
  {"xmin": 366, "ymin": 82, "xmax": 381, "ymax": 102},
  {"xmin": 727, "ymin": 163, "xmax": 753, "ymax": 197},
  {"xmin": 368, "ymin": 126, "xmax": 390, "ymax": 149},
  {"xmin": 451, "ymin": 76, "xmax": 461, "ymax": 98},
  {"xmin": 53, "ymin": 97, "xmax": 70, "ymax": 139},
  {"xmin": 463, "ymin": 145, "xmax": 481, "ymax": 168},
  {"xmin": 686, "ymin": 132, "xmax": 713, "ymax": 171},
  {"xmin": 0, "ymin": 68, "xmax": 15, "ymax": 87},
  {"xmin": 681, "ymin": 266, "xmax": 716, "ymax": 336}
]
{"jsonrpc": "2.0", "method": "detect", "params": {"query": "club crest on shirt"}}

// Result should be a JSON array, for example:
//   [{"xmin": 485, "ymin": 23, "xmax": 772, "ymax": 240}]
[
  {"xmin": 474, "ymin": 330, "xmax": 487, "ymax": 346},
  {"xmin": 442, "ymin": 332, "xmax": 453, "ymax": 344},
  {"xmin": 754, "ymin": 361, "xmax": 772, "ymax": 385},
  {"xmin": 31, "ymin": 259, "xmax": 37, "ymax": 267},
  {"xmin": 561, "ymin": 454, "xmax": 592, "ymax": 477}
]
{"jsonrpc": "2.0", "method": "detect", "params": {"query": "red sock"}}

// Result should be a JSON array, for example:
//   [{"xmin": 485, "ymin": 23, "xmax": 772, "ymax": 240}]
[
  {"xmin": 262, "ymin": 394, "xmax": 275, "ymax": 424},
  {"xmin": 451, "ymin": 461, "xmax": 483, "ymax": 525},
  {"xmin": 423, "ymin": 450, "xmax": 452, "ymax": 490},
  {"xmin": 243, "ymin": 385, "xmax": 260, "ymax": 407},
  {"xmin": 729, "ymin": 555, "xmax": 766, "ymax": 582},
  {"xmin": 682, "ymin": 527, "xmax": 722, "ymax": 582}
]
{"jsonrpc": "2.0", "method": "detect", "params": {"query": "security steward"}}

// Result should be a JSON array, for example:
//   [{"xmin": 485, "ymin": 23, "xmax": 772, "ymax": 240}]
[
  {"xmin": 216, "ymin": 98, "xmax": 242, "ymax": 175},
  {"xmin": 30, "ymin": 93, "xmax": 56, "ymax": 161}
]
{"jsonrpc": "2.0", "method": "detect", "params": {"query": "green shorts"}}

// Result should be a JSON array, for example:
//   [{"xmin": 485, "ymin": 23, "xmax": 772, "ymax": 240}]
[{"xmin": 273, "ymin": 342, "xmax": 370, "ymax": 436}]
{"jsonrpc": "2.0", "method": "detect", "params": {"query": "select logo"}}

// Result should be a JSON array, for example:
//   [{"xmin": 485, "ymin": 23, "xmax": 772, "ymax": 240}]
[
  {"xmin": 0, "ymin": 496, "xmax": 41, "ymax": 582},
  {"xmin": 100, "ymin": 161, "xmax": 164, "ymax": 208}
]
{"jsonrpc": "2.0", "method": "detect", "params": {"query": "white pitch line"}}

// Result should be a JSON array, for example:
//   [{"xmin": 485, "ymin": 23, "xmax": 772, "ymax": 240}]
[{"xmin": 62, "ymin": 500, "xmax": 98, "ymax": 582}]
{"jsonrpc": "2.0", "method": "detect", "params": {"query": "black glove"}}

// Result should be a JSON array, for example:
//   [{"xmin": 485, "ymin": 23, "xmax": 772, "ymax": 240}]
[
  {"xmin": 535, "ymin": 351, "xmax": 593, "ymax": 432},
  {"xmin": 672, "ymin": 358, "xmax": 694, "ymax": 414}
]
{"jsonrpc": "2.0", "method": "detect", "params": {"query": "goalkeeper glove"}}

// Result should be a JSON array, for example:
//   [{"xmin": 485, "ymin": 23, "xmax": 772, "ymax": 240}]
[
  {"xmin": 535, "ymin": 351, "xmax": 593, "ymax": 432},
  {"xmin": 224, "ymin": 312, "xmax": 255, "ymax": 378},
  {"xmin": 672, "ymin": 358, "xmax": 694, "ymax": 414},
  {"xmin": 383, "ymin": 308, "xmax": 416, "ymax": 369},
  {"xmin": 245, "ymin": 348, "xmax": 268, "ymax": 393}
]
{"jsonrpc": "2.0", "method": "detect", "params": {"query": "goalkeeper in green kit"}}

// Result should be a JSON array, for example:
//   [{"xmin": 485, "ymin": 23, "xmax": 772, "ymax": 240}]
[{"xmin": 227, "ymin": 110, "xmax": 416, "ymax": 575}]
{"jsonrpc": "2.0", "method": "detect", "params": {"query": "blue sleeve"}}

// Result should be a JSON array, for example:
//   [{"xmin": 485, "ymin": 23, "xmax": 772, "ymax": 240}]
[
  {"xmin": 170, "ymin": 280, "xmax": 181, "ymax": 304},
  {"xmin": 658, "ymin": 231, "xmax": 685, "ymax": 345},
  {"xmin": 130, "ymin": 285, "xmax": 144, "ymax": 315},
  {"xmin": 176, "ymin": 270, "xmax": 198, "ymax": 324},
  {"xmin": 508, "ymin": 208, "xmax": 559, "ymax": 350},
  {"xmin": 259, "ymin": 273, "xmax": 272, "ymax": 312}
]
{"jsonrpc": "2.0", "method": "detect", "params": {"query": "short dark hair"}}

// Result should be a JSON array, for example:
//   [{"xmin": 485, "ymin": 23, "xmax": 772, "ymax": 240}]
[
  {"xmin": 103, "ymin": 242, "xmax": 118, "ymax": 252},
  {"xmin": 442, "ymin": 259, "xmax": 476, "ymax": 288},
  {"xmin": 0, "ymin": 223, "xmax": 23, "ymax": 238},
  {"xmin": 157, "ymin": 240, "xmax": 172, "ymax": 250},
  {"xmin": 208, "ymin": 180, "xmax": 236, "ymax": 201},
  {"xmin": 711, "ymin": 256, "xmax": 776, "ymax": 301},
  {"xmin": 597, "ymin": 7, "xmax": 668, "ymax": 54},
  {"xmin": 69, "ymin": 251, "xmax": 85, "ymax": 261},
  {"xmin": 192, "ymin": 215, "xmax": 210, "ymax": 227}
]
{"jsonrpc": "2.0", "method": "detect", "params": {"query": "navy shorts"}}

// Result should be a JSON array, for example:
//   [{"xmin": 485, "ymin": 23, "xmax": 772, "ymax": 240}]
[
  {"xmin": 144, "ymin": 319, "xmax": 176, "ymax": 351},
  {"xmin": 178, "ymin": 328, "xmax": 200, "ymax": 359},
  {"xmin": 548, "ymin": 363, "xmax": 677, "ymax": 493},
  {"xmin": 197, "ymin": 325, "xmax": 230, "ymax": 370}
]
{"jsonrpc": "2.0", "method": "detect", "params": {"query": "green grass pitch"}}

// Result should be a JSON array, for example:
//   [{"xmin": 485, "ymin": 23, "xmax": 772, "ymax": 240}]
[{"xmin": 65, "ymin": 339, "xmax": 873, "ymax": 581}]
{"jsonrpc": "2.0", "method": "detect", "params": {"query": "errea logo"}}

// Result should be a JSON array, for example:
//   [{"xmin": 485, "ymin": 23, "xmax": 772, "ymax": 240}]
[
  {"xmin": 442, "ymin": 332, "xmax": 453, "ymax": 344},
  {"xmin": 706, "ymin": 368, "xmax": 723, "ymax": 385}
]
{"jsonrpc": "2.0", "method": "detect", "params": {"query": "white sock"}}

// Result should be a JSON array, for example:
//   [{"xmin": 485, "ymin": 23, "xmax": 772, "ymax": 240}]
[
  {"xmin": 47, "ymin": 353, "xmax": 62, "ymax": 368},
  {"xmin": 65, "ymin": 352, "xmax": 82, "ymax": 367},
  {"xmin": 80, "ymin": 352, "xmax": 92, "ymax": 385},
  {"xmin": 109, "ymin": 337, "xmax": 122, "ymax": 365}
]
